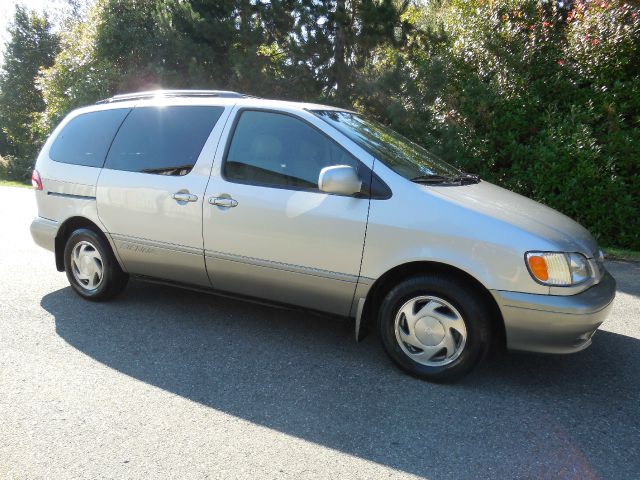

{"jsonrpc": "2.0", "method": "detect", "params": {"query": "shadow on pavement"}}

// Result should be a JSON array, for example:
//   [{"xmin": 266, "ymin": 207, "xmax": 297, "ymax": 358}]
[{"xmin": 42, "ymin": 280, "xmax": 640, "ymax": 479}]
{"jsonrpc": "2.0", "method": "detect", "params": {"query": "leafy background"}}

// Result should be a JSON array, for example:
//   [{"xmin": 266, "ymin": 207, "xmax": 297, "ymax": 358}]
[{"xmin": 0, "ymin": 0, "xmax": 638, "ymax": 249}]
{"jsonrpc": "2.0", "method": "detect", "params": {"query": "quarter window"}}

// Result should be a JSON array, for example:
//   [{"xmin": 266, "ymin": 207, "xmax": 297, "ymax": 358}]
[
  {"xmin": 104, "ymin": 106, "xmax": 224, "ymax": 175},
  {"xmin": 224, "ymin": 110, "xmax": 359, "ymax": 190},
  {"xmin": 50, "ymin": 108, "xmax": 130, "ymax": 167}
]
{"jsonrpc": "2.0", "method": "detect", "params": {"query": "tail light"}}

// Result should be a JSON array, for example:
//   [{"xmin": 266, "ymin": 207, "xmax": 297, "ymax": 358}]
[{"xmin": 31, "ymin": 169, "xmax": 43, "ymax": 190}]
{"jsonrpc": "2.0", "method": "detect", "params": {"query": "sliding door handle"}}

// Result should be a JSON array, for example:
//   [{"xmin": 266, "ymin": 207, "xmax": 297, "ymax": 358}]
[
  {"xmin": 209, "ymin": 196, "xmax": 238, "ymax": 208},
  {"xmin": 172, "ymin": 192, "xmax": 198, "ymax": 203}
]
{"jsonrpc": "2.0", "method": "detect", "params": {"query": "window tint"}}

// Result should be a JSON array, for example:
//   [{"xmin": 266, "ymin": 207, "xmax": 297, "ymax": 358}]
[
  {"xmin": 224, "ymin": 110, "xmax": 359, "ymax": 190},
  {"xmin": 105, "ymin": 106, "xmax": 224, "ymax": 175},
  {"xmin": 50, "ymin": 109, "xmax": 130, "ymax": 167}
]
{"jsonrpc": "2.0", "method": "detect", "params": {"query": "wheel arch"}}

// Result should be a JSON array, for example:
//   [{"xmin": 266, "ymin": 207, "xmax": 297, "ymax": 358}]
[
  {"xmin": 54, "ymin": 216, "xmax": 122, "ymax": 272},
  {"xmin": 357, "ymin": 261, "xmax": 506, "ymax": 349}
]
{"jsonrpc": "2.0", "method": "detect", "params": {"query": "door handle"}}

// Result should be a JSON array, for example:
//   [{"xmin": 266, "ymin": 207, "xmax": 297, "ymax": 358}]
[
  {"xmin": 172, "ymin": 192, "xmax": 198, "ymax": 203},
  {"xmin": 209, "ymin": 196, "xmax": 238, "ymax": 208}
]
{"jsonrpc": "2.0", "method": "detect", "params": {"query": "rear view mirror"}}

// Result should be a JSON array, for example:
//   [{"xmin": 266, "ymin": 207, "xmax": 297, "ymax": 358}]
[{"xmin": 318, "ymin": 165, "xmax": 362, "ymax": 196}]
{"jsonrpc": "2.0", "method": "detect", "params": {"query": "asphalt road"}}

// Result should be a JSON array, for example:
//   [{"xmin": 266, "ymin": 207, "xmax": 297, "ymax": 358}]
[{"xmin": 1, "ymin": 186, "xmax": 639, "ymax": 480}]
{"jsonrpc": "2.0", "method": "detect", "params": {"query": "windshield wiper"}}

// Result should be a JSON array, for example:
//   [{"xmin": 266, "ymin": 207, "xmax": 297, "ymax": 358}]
[
  {"xmin": 453, "ymin": 173, "xmax": 480, "ymax": 185},
  {"xmin": 410, "ymin": 174, "xmax": 451, "ymax": 184},
  {"xmin": 411, "ymin": 173, "xmax": 480, "ymax": 185}
]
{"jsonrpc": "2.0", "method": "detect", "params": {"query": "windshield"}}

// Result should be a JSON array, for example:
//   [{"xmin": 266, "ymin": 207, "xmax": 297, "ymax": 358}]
[{"xmin": 313, "ymin": 110, "xmax": 466, "ymax": 182}]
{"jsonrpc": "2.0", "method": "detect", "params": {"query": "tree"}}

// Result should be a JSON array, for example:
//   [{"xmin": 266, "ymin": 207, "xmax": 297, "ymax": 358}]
[
  {"xmin": 0, "ymin": 5, "xmax": 58, "ymax": 177},
  {"xmin": 322, "ymin": 0, "xmax": 410, "ymax": 104}
]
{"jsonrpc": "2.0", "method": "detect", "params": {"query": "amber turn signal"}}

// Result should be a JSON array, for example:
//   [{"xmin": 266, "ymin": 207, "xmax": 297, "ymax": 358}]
[{"xmin": 527, "ymin": 255, "xmax": 549, "ymax": 281}]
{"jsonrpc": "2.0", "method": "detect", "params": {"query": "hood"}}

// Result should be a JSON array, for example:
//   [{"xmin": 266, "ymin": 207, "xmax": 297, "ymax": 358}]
[{"xmin": 425, "ymin": 180, "xmax": 598, "ymax": 256}]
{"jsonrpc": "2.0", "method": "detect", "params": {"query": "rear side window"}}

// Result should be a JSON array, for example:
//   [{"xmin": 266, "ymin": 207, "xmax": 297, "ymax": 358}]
[
  {"xmin": 104, "ymin": 106, "xmax": 224, "ymax": 176},
  {"xmin": 49, "ymin": 109, "xmax": 130, "ymax": 167}
]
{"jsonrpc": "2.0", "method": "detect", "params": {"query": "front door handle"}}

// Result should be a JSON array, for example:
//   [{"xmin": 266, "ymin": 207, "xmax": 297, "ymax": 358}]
[
  {"xmin": 209, "ymin": 196, "xmax": 238, "ymax": 208},
  {"xmin": 172, "ymin": 192, "xmax": 198, "ymax": 203}
]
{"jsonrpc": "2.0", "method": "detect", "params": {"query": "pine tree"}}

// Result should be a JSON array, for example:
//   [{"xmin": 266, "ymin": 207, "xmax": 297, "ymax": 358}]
[{"xmin": 0, "ymin": 6, "xmax": 58, "ymax": 171}]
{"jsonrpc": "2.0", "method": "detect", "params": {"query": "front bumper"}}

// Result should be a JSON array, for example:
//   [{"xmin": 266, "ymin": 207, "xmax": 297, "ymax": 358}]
[
  {"xmin": 491, "ymin": 271, "xmax": 616, "ymax": 354},
  {"xmin": 30, "ymin": 216, "xmax": 58, "ymax": 252}
]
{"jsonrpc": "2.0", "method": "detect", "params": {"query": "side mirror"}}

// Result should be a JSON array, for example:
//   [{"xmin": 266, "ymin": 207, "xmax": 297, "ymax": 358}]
[{"xmin": 318, "ymin": 165, "xmax": 362, "ymax": 196}]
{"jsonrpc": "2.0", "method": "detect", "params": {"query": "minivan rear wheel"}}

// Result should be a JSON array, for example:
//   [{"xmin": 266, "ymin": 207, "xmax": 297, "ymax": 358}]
[
  {"xmin": 378, "ymin": 274, "xmax": 492, "ymax": 382},
  {"xmin": 63, "ymin": 228, "xmax": 128, "ymax": 301}
]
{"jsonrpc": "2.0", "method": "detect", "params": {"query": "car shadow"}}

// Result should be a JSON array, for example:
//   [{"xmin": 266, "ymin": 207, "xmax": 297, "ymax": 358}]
[{"xmin": 42, "ymin": 281, "xmax": 640, "ymax": 479}]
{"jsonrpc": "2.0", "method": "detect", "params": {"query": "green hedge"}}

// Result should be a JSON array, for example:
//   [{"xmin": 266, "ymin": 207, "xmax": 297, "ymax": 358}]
[
  {"xmin": 360, "ymin": 0, "xmax": 640, "ymax": 249},
  {"xmin": 0, "ymin": 154, "xmax": 32, "ymax": 183}
]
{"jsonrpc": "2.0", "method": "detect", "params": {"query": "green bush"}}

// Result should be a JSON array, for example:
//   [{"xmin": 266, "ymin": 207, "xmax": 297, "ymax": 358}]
[
  {"xmin": 0, "ymin": 154, "xmax": 32, "ymax": 182},
  {"xmin": 377, "ymin": 0, "xmax": 640, "ymax": 250}
]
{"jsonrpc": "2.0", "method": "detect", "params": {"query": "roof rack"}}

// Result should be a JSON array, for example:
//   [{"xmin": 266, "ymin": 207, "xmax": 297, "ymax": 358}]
[{"xmin": 96, "ymin": 89, "xmax": 244, "ymax": 104}]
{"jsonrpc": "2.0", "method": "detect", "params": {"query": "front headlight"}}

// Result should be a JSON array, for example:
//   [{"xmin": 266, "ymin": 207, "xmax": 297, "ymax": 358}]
[{"xmin": 525, "ymin": 251, "xmax": 592, "ymax": 286}]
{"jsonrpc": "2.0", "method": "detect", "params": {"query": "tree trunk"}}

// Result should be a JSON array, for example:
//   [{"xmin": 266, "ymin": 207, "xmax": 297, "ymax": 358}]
[{"xmin": 334, "ymin": 0, "xmax": 348, "ymax": 100}]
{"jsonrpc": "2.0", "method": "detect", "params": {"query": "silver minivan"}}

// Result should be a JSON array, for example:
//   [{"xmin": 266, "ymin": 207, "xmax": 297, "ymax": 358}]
[{"xmin": 30, "ymin": 90, "xmax": 616, "ymax": 381}]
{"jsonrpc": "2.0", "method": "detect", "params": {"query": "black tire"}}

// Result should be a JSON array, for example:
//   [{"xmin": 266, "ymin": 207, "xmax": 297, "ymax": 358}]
[
  {"xmin": 378, "ymin": 273, "xmax": 492, "ymax": 382},
  {"xmin": 63, "ymin": 228, "xmax": 128, "ymax": 301}
]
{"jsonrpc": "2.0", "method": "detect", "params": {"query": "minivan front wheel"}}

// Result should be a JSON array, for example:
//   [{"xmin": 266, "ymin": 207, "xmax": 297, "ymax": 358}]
[
  {"xmin": 378, "ymin": 274, "xmax": 492, "ymax": 382},
  {"xmin": 63, "ymin": 228, "xmax": 128, "ymax": 301}
]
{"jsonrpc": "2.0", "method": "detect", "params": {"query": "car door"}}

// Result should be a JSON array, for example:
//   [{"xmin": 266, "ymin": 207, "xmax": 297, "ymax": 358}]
[
  {"xmin": 96, "ymin": 102, "xmax": 230, "ymax": 286},
  {"xmin": 202, "ymin": 107, "xmax": 372, "ymax": 316}
]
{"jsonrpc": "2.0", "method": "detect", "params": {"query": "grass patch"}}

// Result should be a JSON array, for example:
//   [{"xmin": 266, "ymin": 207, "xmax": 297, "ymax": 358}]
[
  {"xmin": 0, "ymin": 179, "xmax": 31, "ymax": 188},
  {"xmin": 603, "ymin": 247, "xmax": 640, "ymax": 262}
]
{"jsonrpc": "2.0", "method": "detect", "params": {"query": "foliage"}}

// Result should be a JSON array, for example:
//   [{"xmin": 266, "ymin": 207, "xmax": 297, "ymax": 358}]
[
  {"xmin": 36, "ymin": 0, "xmax": 408, "ymax": 116},
  {"xmin": 427, "ymin": 0, "xmax": 640, "ymax": 249},
  {"xmin": 362, "ymin": 0, "xmax": 640, "ymax": 249},
  {"xmin": 0, "ymin": 153, "xmax": 33, "ymax": 182},
  {"xmin": 36, "ymin": 0, "xmax": 128, "ymax": 132},
  {"xmin": 0, "ymin": 6, "xmax": 58, "ymax": 181},
  {"xmin": 1, "ymin": 0, "xmax": 638, "ymax": 248}
]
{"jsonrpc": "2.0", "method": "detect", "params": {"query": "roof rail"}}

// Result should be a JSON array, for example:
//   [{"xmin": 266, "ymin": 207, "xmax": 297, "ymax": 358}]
[{"xmin": 96, "ymin": 89, "xmax": 244, "ymax": 104}]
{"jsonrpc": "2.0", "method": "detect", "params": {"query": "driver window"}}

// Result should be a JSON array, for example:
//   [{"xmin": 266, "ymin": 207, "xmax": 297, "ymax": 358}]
[{"xmin": 224, "ymin": 110, "xmax": 359, "ymax": 190}]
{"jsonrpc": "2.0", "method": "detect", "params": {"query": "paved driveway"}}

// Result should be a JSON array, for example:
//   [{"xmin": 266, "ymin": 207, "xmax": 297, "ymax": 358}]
[{"xmin": 1, "ymin": 186, "xmax": 639, "ymax": 479}]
